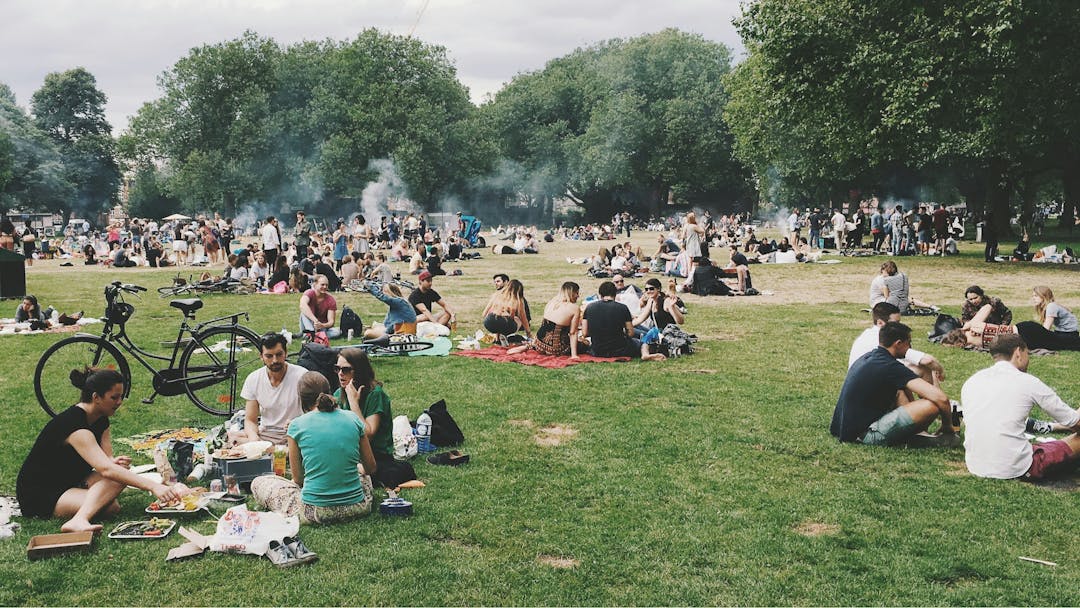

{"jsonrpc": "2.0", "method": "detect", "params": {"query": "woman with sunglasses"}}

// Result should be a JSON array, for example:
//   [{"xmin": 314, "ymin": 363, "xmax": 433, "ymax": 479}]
[
  {"xmin": 633, "ymin": 277, "xmax": 685, "ymax": 338},
  {"xmin": 333, "ymin": 348, "xmax": 416, "ymax": 488}
]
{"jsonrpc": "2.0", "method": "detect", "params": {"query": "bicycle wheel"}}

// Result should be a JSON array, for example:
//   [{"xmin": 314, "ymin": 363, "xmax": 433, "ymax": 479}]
[
  {"xmin": 158, "ymin": 284, "xmax": 192, "ymax": 298},
  {"xmin": 178, "ymin": 324, "xmax": 262, "ymax": 416},
  {"xmin": 34, "ymin": 336, "xmax": 131, "ymax": 417}
]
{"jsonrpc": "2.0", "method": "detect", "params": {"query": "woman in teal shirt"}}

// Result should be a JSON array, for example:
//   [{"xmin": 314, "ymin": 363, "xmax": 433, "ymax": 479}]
[
  {"xmin": 335, "ymin": 348, "xmax": 416, "ymax": 488},
  {"xmin": 252, "ymin": 371, "xmax": 376, "ymax": 524}
]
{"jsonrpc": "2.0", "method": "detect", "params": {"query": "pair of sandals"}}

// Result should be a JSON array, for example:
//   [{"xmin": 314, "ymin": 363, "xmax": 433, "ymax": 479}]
[
  {"xmin": 266, "ymin": 536, "xmax": 318, "ymax": 568},
  {"xmin": 427, "ymin": 450, "xmax": 470, "ymax": 466}
]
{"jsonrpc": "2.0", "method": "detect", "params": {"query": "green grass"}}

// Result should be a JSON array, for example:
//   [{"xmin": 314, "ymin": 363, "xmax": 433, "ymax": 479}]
[{"xmin": 2, "ymin": 230, "xmax": 1080, "ymax": 606}]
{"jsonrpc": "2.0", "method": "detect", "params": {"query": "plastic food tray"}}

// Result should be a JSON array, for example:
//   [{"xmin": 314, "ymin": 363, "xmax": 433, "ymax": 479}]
[{"xmin": 108, "ymin": 520, "xmax": 177, "ymax": 539}]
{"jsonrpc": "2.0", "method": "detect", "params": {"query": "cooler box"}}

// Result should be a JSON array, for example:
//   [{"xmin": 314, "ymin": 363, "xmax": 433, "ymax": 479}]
[{"xmin": 212, "ymin": 456, "xmax": 273, "ymax": 485}]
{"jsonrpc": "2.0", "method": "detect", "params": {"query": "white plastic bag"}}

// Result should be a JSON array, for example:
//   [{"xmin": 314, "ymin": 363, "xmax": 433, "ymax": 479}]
[
  {"xmin": 416, "ymin": 321, "xmax": 450, "ymax": 337},
  {"xmin": 209, "ymin": 504, "xmax": 299, "ymax": 556},
  {"xmin": 392, "ymin": 415, "xmax": 418, "ymax": 460}
]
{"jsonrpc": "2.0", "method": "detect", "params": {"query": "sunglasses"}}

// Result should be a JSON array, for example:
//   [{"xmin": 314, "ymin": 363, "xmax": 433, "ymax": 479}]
[
  {"xmin": 333, "ymin": 365, "xmax": 353, "ymax": 373},
  {"xmin": 644, "ymin": 287, "xmax": 657, "ymax": 291},
  {"xmin": 613, "ymin": 280, "xmax": 624, "ymax": 284}
]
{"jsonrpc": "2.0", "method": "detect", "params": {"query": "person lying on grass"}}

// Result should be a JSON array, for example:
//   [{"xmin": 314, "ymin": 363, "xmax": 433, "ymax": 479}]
[
  {"xmin": 849, "ymin": 302, "xmax": 945, "ymax": 385},
  {"xmin": 252, "ymin": 371, "xmax": 377, "ymax": 524},
  {"xmin": 961, "ymin": 333, "xmax": 1080, "ymax": 480},
  {"xmin": 831, "ymin": 321, "xmax": 958, "ymax": 447},
  {"xmin": 17, "ymin": 367, "xmax": 190, "ymax": 532}
]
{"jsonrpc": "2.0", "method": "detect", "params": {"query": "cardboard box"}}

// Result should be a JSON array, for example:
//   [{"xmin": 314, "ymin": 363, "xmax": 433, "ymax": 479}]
[{"xmin": 27, "ymin": 531, "xmax": 94, "ymax": 560}]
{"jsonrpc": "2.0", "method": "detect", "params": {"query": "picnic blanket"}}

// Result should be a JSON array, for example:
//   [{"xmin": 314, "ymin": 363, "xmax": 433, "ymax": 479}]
[
  {"xmin": 116, "ymin": 428, "xmax": 208, "ymax": 454},
  {"xmin": 0, "ymin": 317, "xmax": 100, "ymax": 336},
  {"xmin": 454, "ymin": 345, "xmax": 630, "ymax": 368}
]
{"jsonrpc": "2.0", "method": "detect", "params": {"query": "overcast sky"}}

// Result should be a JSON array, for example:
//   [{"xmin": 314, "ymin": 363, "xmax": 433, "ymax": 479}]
[{"xmin": 0, "ymin": 0, "xmax": 745, "ymax": 133}]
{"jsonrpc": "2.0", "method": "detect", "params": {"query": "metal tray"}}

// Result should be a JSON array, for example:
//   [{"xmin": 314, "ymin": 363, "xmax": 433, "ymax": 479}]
[{"xmin": 108, "ymin": 519, "xmax": 177, "ymax": 539}]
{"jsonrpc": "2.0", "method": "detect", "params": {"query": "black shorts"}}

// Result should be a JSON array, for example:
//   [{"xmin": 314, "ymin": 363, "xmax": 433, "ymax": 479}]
[
  {"xmin": 483, "ymin": 313, "xmax": 518, "ymax": 335},
  {"xmin": 17, "ymin": 482, "xmax": 75, "ymax": 518}
]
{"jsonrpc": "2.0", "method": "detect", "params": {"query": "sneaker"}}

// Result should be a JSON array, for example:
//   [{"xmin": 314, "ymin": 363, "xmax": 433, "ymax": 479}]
[
  {"xmin": 1026, "ymin": 418, "xmax": 1054, "ymax": 434},
  {"xmin": 283, "ymin": 536, "xmax": 319, "ymax": 564},
  {"xmin": 266, "ymin": 539, "xmax": 300, "ymax": 568}
]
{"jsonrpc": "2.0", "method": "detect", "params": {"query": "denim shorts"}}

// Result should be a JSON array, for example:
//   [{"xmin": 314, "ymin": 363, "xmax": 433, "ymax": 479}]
[{"xmin": 860, "ymin": 407, "xmax": 919, "ymax": 446}]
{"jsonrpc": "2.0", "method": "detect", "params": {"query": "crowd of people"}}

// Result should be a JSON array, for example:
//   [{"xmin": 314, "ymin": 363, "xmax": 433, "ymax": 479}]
[{"xmin": 12, "ymin": 203, "xmax": 1080, "ymax": 538}]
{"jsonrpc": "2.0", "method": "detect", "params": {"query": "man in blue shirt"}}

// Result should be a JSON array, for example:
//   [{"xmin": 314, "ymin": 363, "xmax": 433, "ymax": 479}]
[{"xmin": 831, "ymin": 322, "xmax": 958, "ymax": 446}]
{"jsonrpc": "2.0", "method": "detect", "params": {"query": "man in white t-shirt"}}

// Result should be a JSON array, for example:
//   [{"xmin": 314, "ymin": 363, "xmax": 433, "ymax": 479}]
[
  {"xmin": 962, "ymin": 333, "xmax": 1080, "ymax": 480},
  {"xmin": 240, "ymin": 332, "xmax": 306, "ymax": 445},
  {"xmin": 849, "ymin": 302, "xmax": 944, "ymax": 383}
]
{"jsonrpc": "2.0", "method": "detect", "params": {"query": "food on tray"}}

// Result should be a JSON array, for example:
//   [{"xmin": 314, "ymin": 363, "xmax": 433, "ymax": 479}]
[
  {"xmin": 148, "ymin": 488, "xmax": 206, "ymax": 511},
  {"xmin": 110, "ymin": 518, "xmax": 175, "ymax": 537},
  {"xmin": 213, "ymin": 446, "xmax": 247, "ymax": 459}
]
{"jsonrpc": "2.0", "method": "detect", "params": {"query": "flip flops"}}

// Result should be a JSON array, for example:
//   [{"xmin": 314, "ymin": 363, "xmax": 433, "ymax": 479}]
[{"xmin": 427, "ymin": 450, "xmax": 470, "ymax": 466}]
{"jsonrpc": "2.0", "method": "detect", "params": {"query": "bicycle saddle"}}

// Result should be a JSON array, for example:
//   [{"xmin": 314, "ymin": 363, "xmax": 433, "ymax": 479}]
[{"xmin": 169, "ymin": 299, "xmax": 204, "ymax": 315}]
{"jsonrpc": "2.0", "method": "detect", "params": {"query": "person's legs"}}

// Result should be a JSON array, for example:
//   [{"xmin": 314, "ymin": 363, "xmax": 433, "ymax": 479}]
[
  {"xmin": 364, "ymin": 322, "xmax": 388, "ymax": 340},
  {"xmin": 325, "ymin": 327, "xmax": 342, "ymax": 339},
  {"xmin": 299, "ymin": 314, "xmax": 316, "ymax": 334},
  {"xmin": 251, "ymin": 474, "xmax": 302, "ymax": 517},
  {"xmin": 55, "ymin": 474, "xmax": 125, "ymax": 532}
]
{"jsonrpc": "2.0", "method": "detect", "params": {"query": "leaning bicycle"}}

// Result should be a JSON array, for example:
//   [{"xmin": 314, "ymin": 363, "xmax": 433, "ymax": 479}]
[{"xmin": 34, "ymin": 281, "xmax": 262, "ymax": 417}]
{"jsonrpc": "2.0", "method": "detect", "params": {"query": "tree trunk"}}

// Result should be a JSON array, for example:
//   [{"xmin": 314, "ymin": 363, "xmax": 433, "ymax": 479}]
[
  {"xmin": 1061, "ymin": 152, "xmax": 1079, "ymax": 233},
  {"xmin": 1019, "ymin": 174, "xmax": 1037, "ymax": 236},
  {"xmin": 986, "ymin": 158, "xmax": 1015, "ymax": 240}
]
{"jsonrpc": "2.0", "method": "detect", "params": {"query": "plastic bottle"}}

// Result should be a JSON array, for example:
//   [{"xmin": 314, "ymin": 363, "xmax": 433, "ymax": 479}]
[
  {"xmin": 347, "ymin": 328, "xmax": 354, "ymax": 341},
  {"xmin": 416, "ymin": 411, "xmax": 432, "ymax": 452},
  {"xmin": 273, "ymin": 445, "xmax": 287, "ymax": 476},
  {"xmin": 280, "ymin": 326, "xmax": 293, "ymax": 345}
]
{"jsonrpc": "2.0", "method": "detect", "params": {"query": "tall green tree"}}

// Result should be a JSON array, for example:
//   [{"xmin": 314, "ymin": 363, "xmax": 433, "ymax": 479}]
[
  {"xmin": 484, "ymin": 29, "xmax": 753, "ymax": 222},
  {"xmin": 30, "ymin": 68, "xmax": 120, "ymax": 221},
  {"xmin": 0, "ymin": 83, "xmax": 73, "ymax": 214}
]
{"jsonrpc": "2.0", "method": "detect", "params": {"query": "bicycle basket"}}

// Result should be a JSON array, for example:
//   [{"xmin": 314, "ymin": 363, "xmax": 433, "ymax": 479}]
[{"xmin": 107, "ymin": 302, "xmax": 135, "ymax": 325}]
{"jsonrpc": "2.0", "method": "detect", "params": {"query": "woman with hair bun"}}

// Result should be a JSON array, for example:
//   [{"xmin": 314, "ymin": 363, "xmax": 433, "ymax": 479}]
[
  {"xmin": 252, "ymin": 371, "xmax": 377, "ymax": 524},
  {"xmin": 17, "ymin": 367, "xmax": 190, "ymax": 532}
]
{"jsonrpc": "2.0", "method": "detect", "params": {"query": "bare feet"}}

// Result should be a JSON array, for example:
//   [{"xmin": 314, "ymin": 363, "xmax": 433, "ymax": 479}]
[
  {"xmin": 61, "ymin": 518, "xmax": 103, "ymax": 533},
  {"xmin": 506, "ymin": 345, "xmax": 528, "ymax": 355},
  {"xmin": 642, "ymin": 352, "xmax": 667, "ymax": 362}
]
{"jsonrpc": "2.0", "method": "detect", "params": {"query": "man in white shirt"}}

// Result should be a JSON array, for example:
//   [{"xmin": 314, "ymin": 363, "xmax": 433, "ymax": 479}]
[
  {"xmin": 831, "ymin": 208, "xmax": 847, "ymax": 249},
  {"xmin": 849, "ymin": 302, "xmax": 945, "ymax": 383},
  {"xmin": 961, "ymin": 333, "xmax": 1080, "ymax": 480},
  {"xmin": 240, "ymin": 332, "xmax": 306, "ymax": 445},
  {"xmin": 261, "ymin": 216, "xmax": 281, "ymax": 269}
]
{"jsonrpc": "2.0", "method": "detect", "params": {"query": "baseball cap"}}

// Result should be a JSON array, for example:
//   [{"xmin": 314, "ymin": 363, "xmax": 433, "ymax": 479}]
[{"xmin": 418, "ymin": 270, "xmax": 433, "ymax": 282}]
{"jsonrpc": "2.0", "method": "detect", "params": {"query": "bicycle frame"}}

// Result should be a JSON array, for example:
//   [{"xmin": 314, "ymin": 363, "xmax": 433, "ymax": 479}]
[{"xmin": 88, "ymin": 291, "xmax": 250, "ymax": 402}]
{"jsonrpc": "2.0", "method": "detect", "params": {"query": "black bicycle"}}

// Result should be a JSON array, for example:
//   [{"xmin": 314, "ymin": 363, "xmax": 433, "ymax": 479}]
[{"xmin": 34, "ymin": 282, "xmax": 262, "ymax": 417}]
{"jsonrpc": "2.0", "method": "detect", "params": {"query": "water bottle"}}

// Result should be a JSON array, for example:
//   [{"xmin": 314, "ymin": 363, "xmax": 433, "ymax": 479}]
[
  {"xmin": 347, "ymin": 328, "xmax": 354, "ymax": 341},
  {"xmin": 416, "ymin": 411, "xmax": 432, "ymax": 452},
  {"xmin": 280, "ymin": 326, "xmax": 293, "ymax": 345}
]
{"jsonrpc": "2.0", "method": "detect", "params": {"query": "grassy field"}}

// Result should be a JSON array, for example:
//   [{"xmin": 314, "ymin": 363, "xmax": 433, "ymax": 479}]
[{"xmin": 2, "ymin": 229, "xmax": 1080, "ymax": 606}]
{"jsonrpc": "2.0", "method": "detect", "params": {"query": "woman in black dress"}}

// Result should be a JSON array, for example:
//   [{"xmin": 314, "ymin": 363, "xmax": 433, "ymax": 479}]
[{"xmin": 17, "ymin": 368, "xmax": 189, "ymax": 532}]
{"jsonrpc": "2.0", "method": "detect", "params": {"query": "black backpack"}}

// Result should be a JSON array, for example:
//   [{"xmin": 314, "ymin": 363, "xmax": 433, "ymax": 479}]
[
  {"xmin": 426, "ymin": 399, "xmax": 465, "ymax": 447},
  {"xmin": 296, "ymin": 342, "xmax": 340, "ymax": 391},
  {"xmin": 339, "ymin": 305, "xmax": 363, "ymax": 336}
]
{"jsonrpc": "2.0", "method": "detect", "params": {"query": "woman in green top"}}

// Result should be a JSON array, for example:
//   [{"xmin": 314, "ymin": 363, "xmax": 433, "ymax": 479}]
[
  {"xmin": 252, "ymin": 371, "xmax": 376, "ymax": 524},
  {"xmin": 335, "ymin": 348, "xmax": 417, "ymax": 488}
]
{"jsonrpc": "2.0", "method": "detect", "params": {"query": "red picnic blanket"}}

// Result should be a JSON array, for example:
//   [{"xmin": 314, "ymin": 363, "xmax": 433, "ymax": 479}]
[{"xmin": 453, "ymin": 345, "xmax": 630, "ymax": 368}]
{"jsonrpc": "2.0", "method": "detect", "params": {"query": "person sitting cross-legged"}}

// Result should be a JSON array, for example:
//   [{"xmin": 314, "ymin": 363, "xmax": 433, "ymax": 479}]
[
  {"xmin": 831, "ymin": 321, "xmax": 958, "ymax": 447},
  {"xmin": 582, "ymin": 280, "xmax": 665, "ymax": 361},
  {"xmin": 299, "ymin": 274, "xmax": 341, "ymax": 339},
  {"xmin": 962, "ymin": 333, "xmax": 1080, "ymax": 480},
  {"xmin": 408, "ymin": 270, "xmax": 455, "ymax": 328}
]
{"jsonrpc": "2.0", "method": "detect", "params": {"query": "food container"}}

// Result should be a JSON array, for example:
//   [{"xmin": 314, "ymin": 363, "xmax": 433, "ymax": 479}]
[
  {"xmin": 213, "ymin": 456, "xmax": 273, "ymax": 487},
  {"xmin": 27, "ymin": 531, "xmax": 94, "ymax": 560},
  {"xmin": 108, "ymin": 519, "xmax": 177, "ymax": 539},
  {"xmin": 379, "ymin": 497, "xmax": 413, "ymax": 517}
]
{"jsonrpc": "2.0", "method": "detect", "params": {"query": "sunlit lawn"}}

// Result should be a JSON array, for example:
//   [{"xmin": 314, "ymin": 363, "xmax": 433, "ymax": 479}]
[{"xmin": 2, "ymin": 229, "xmax": 1080, "ymax": 605}]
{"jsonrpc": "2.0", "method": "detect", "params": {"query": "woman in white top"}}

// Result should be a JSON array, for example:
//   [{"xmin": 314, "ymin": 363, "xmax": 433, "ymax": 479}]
[
  {"xmin": 352, "ymin": 215, "xmax": 372, "ymax": 255},
  {"xmin": 682, "ymin": 212, "xmax": 704, "ymax": 287}
]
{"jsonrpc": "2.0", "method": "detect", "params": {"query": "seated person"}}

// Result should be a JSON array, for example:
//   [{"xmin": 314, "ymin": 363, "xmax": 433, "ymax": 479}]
[
  {"xmin": 408, "ymin": 271, "xmax": 455, "ymax": 328},
  {"xmin": 508, "ymin": 281, "xmax": 582, "ymax": 358},
  {"xmin": 366, "ymin": 252, "xmax": 394, "ymax": 284},
  {"xmin": 18, "ymin": 368, "xmax": 189, "ymax": 532},
  {"xmin": 1012, "ymin": 285, "xmax": 1080, "ymax": 351},
  {"xmin": 240, "ymin": 332, "xmax": 306, "ymax": 445},
  {"xmin": 248, "ymin": 251, "xmax": 269, "ymax": 286},
  {"xmin": 831, "ymin": 322, "xmax": 957, "ymax": 446},
  {"xmin": 850, "ymin": 303, "xmax": 945, "ymax": 385},
  {"xmin": 310, "ymin": 255, "xmax": 341, "ymax": 291},
  {"xmin": 482, "ymin": 278, "xmax": 531, "ymax": 341},
  {"xmin": 426, "ymin": 248, "xmax": 446, "ymax": 276},
  {"xmin": 961, "ymin": 285, "xmax": 1012, "ymax": 325},
  {"xmin": 408, "ymin": 247, "xmax": 425, "ymax": 274},
  {"xmin": 612, "ymin": 274, "xmax": 642, "ymax": 316},
  {"xmin": 334, "ymin": 349, "xmax": 416, "ymax": 488},
  {"xmin": 339, "ymin": 255, "xmax": 360, "ymax": 285},
  {"xmin": 689, "ymin": 258, "xmax": 734, "ymax": 296},
  {"xmin": 227, "ymin": 254, "xmax": 249, "ymax": 280},
  {"xmin": 520, "ymin": 233, "xmax": 539, "ymax": 254},
  {"xmin": 961, "ymin": 333, "xmax": 1080, "ymax": 480},
  {"xmin": 112, "ymin": 245, "xmax": 137, "ymax": 268},
  {"xmin": 362, "ymin": 281, "xmax": 417, "ymax": 339},
  {"xmin": 445, "ymin": 236, "xmax": 463, "ymax": 260},
  {"xmin": 82, "ymin": 243, "xmax": 98, "ymax": 265},
  {"xmin": 582, "ymin": 281, "xmax": 665, "ymax": 361},
  {"xmin": 289, "ymin": 267, "xmax": 310, "ymax": 294},
  {"xmin": 633, "ymin": 277, "xmax": 685, "ymax": 338},
  {"xmin": 299, "ymin": 275, "xmax": 341, "ymax": 339},
  {"xmin": 871, "ymin": 261, "xmax": 935, "ymax": 313},
  {"xmin": 773, "ymin": 242, "xmax": 798, "ymax": 263},
  {"xmin": 727, "ymin": 245, "xmax": 752, "ymax": 293},
  {"xmin": 252, "ymin": 371, "xmax": 376, "ymax": 524}
]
